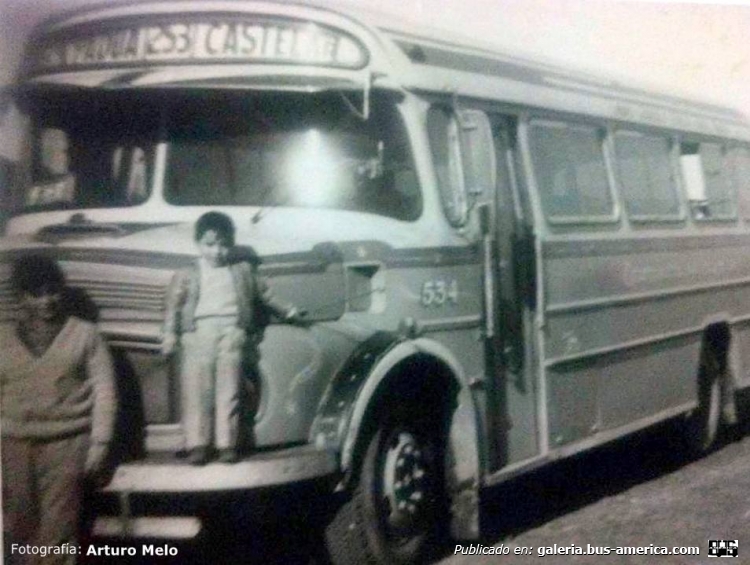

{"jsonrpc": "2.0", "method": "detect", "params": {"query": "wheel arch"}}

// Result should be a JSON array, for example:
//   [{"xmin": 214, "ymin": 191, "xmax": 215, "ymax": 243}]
[{"xmin": 340, "ymin": 337, "xmax": 483, "ymax": 540}]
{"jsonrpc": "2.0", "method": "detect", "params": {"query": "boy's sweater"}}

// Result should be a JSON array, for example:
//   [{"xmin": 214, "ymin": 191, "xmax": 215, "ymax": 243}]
[{"xmin": 0, "ymin": 316, "xmax": 116, "ymax": 442}]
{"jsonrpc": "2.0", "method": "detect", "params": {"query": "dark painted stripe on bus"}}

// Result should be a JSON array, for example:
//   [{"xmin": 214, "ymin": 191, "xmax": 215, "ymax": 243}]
[
  {"xmin": 542, "ymin": 232, "xmax": 750, "ymax": 259},
  {"xmin": 387, "ymin": 244, "xmax": 479, "ymax": 269},
  {"xmin": 393, "ymin": 39, "xmax": 741, "ymax": 123},
  {"xmin": 0, "ymin": 243, "xmax": 479, "ymax": 274},
  {"xmin": 0, "ymin": 249, "xmax": 331, "ymax": 277},
  {"xmin": 0, "ymin": 248, "xmax": 194, "ymax": 270}
]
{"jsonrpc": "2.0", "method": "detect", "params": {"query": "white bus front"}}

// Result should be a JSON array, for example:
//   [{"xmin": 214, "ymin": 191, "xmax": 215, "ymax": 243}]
[{"xmin": 1, "ymin": 5, "xmax": 483, "ymax": 563}]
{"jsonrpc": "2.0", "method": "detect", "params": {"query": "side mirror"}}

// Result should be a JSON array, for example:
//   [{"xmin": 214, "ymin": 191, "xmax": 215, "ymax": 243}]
[
  {"xmin": 427, "ymin": 105, "xmax": 496, "ymax": 228},
  {"xmin": 457, "ymin": 109, "xmax": 496, "ymax": 209}
]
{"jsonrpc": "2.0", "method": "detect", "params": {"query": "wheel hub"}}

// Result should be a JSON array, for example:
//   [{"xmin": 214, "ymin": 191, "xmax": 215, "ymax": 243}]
[{"xmin": 382, "ymin": 430, "xmax": 428, "ymax": 533}]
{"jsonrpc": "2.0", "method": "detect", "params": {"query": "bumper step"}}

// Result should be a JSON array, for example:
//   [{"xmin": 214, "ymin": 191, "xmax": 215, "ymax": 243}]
[
  {"xmin": 92, "ymin": 517, "xmax": 201, "ymax": 539},
  {"xmin": 103, "ymin": 445, "xmax": 337, "ymax": 493}
]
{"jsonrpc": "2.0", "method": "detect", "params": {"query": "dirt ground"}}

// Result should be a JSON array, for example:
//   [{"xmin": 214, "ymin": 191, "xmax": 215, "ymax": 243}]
[
  {"xmin": 78, "ymin": 406, "xmax": 750, "ymax": 564},
  {"xmin": 435, "ymin": 415, "xmax": 750, "ymax": 565}
]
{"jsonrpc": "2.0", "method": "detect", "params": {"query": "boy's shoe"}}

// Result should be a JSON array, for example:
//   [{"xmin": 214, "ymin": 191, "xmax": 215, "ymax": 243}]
[
  {"xmin": 217, "ymin": 449, "xmax": 238, "ymax": 464},
  {"xmin": 188, "ymin": 447, "xmax": 210, "ymax": 466}
]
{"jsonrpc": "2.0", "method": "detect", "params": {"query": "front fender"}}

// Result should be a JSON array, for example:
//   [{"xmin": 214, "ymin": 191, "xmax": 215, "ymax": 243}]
[
  {"xmin": 310, "ymin": 331, "xmax": 401, "ymax": 452},
  {"xmin": 311, "ymin": 335, "xmax": 483, "ymax": 540}
]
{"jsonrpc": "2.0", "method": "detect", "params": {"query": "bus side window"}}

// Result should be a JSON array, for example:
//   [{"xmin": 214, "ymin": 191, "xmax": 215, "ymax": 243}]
[
  {"xmin": 528, "ymin": 120, "xmax": 616, "ymax": 224},
  {"xmin": 681, "ymin": 142, "xmax": 737, "ymax": 221},
  {"xmin": 614, "ymin": 131, "xmax": 682, "ymax": 222}
]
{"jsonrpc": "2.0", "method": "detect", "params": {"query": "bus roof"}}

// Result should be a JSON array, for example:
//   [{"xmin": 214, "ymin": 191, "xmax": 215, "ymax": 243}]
[{"xmin": 22, "ymin": 0, "xmax": 750, "ymax": 141}]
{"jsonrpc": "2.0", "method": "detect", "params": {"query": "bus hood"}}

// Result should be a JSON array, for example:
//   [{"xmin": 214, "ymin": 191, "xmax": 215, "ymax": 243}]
[{"xmin": 2, "ymin": 206, "xmax": 444, "ymax": 257}]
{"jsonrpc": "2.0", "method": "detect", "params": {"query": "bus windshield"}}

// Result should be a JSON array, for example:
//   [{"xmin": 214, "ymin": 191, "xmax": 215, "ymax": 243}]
[{"xmin": 17, "ymin": 90, "xmax": 421, "ymax": 221}]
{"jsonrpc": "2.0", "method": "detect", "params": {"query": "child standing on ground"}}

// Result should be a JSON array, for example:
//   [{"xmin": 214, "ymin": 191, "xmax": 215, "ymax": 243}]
[
  {"xmin": 1, "ymin": 255, "xmax": 116, "ymax": 563},
  {"xmin": 162, "ymin": 211, "xmax": 298, "ymax": 465}
]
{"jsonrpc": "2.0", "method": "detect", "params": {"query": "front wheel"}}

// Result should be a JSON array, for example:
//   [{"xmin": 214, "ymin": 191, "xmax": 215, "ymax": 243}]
[{"xmin": 325, "ymin": 420, "xmax": 442, "ymax": 565}]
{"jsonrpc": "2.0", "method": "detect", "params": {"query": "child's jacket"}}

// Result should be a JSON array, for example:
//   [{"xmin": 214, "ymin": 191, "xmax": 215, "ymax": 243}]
[{"xmin": 163, "ymin": 259, "xmax": 291, "ymax": 337}]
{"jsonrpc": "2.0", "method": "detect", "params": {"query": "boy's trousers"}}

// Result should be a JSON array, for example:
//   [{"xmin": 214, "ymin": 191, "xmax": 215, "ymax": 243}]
[
  {"xmin": 181, "ymin": 317, "xmax": 246, "ymax": 451},
  {"xmin": 2, "ymin": 433, "xmax": 88, "ymax": 565}
]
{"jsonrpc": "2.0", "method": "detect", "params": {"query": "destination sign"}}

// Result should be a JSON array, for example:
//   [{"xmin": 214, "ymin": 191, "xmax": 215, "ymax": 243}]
[{"xmin": 29, "ymin": 17, "xmax": 368, "ymax": 74}]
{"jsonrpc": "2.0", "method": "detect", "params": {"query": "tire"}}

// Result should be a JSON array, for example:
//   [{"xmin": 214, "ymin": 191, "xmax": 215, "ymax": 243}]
[
  {"xmin": 325, "ymin": 419, "xmax": 441, "ymax": 565},
  {"xmin": 683, "ymin": 347, "xmax": 722, "ymax": 454}
]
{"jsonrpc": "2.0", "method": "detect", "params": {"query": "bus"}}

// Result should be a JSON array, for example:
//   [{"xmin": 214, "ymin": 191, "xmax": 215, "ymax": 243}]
[{"xmin": 3, "ymin": 1, "xmax": 750, "ymax": 563}]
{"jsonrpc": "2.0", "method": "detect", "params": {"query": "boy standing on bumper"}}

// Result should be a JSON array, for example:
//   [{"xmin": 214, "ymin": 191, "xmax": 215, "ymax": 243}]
[{"xmin": 162, "ymin": 211, "xmax": 298, "ymax": 465}]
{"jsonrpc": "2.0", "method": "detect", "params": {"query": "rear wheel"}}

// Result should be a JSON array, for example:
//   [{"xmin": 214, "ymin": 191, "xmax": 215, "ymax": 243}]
[
  {"xmin": 325, "ymin": 418, "xmax": 441, "ymax": 565},
  {"xmin": 683, "ymin": 346, "xmax": 722, "ymax": 454}
]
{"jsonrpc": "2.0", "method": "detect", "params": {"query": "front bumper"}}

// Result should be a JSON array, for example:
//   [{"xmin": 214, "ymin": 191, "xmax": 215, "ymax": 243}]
[
  {"xmin": 94, "ymin": 445, "xmax": 337, "ymax": 539},
  {"xmin": 103, "ymin": 445, "xmax": 336, "ymax": 493}
]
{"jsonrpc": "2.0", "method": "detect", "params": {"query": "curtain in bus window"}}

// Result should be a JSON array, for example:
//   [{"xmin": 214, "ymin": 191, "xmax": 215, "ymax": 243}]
[
  {"xmin": 20, "ymin": 90, "xmax": 159, "ymax": 212},
  {"xmin": 614, "ymin": 132, "xmax": 680, "ymax": 220},
  {"xmin": 26, "ymin": 129, "xmax": 154, "ymax": 210},
  {"xmin": 701, "ymin": 143, "xmax": 736, "ymax": 219},
  {"xmin": 728, "ymin": 146, "xmax": 750, "ymax": 219},
  {"xmin": 529, "ymin": 122, "xmax": 613, "ymax": 221}
]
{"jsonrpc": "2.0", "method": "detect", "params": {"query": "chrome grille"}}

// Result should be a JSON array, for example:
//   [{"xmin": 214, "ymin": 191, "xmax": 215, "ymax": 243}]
[
  {"xmin": 0, "ymin": 260, "xmax": 174, "ymax": 322},
  {"xmin": 0, "ymin": 258, "xmax": 181, "ymax": 432},
  {"xmin": 67, "ymin": 280, "xmax": 166, "ymax": 311},
  {"xmin": 64, "ymin": 260, "xmax": 172, "ymax": 319}
]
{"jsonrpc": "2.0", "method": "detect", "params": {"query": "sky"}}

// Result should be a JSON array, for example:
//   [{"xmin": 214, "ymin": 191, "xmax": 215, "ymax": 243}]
[{"xmin": 1, "ymin": 0, "xmax": 750, "ymax": 159}]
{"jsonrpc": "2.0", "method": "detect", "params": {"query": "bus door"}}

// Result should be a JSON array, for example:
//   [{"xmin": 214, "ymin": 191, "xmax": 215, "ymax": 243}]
[
  {"xmin": 432, "ymin": 105, "xmax": 540, "ymax": 472},
  {"xmin": 486, "ymin": 115, "xmax": 539, "ymax": 470}
]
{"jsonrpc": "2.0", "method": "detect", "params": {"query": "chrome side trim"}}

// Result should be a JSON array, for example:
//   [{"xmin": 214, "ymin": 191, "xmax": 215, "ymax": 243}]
[
  {"xmin": 546, "ymin": 275, "xmax": 750, "ymax": 315},
  {"xmin": 417, "ymin": 314, "xmax": 482, "ymax": 333},
  {"xmin": 484, "ymin": 400, "xmax": 696, "ymax": 487},
  {"xmin": 550, "ymin": 401, "xmax": 696, "ymax": 460},
  {"xmin": 544, "ymin": 325, "xmax": 700, "ymax": 368}
]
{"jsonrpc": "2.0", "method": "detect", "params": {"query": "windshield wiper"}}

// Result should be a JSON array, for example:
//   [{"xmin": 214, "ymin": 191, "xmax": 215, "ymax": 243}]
[{"xmin": 251, "ymin": 184, "xmax": 284, "ymax": 224}]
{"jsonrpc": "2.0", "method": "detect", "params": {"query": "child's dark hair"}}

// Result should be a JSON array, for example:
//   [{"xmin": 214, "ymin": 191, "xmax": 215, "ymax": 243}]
[
  {"xmin": 11, "ymin": 254, "xmax": 66, "ymax": 295},
  {"xmin": 195, "ymin": 211, "xmax": 235, "ymax": 246}
]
